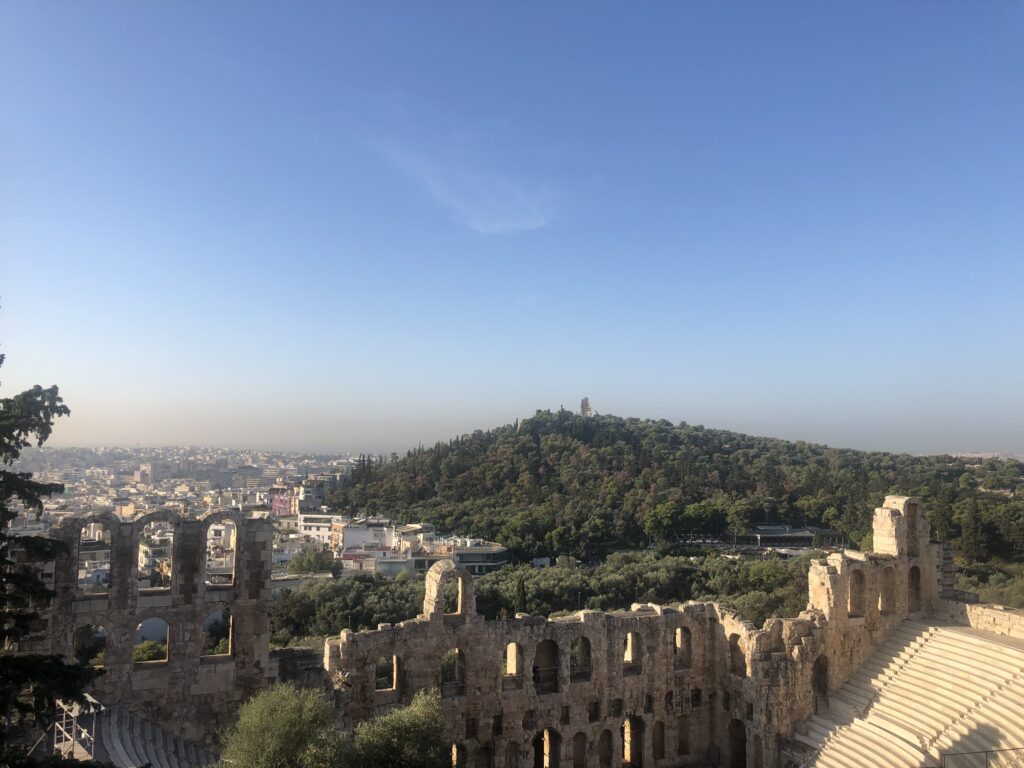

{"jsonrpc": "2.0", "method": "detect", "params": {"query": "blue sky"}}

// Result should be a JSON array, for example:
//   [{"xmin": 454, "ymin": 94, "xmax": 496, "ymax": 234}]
[{"xmin": 1, "ymin": 2, "xmax": 1022, "ymax": 454}]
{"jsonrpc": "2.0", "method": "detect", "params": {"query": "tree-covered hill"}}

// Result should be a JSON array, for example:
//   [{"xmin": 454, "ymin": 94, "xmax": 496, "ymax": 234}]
[{"xmin": 326, "ymin": 410, "xmax": 1024, "ymax": 564}]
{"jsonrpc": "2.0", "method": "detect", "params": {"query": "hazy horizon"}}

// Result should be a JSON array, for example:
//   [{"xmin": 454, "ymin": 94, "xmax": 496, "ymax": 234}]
[
  {"xmin": 3, "ymin": 3, "xmax": 1022, "ymax": 457},
  {"xmin": 14, "ymin": 402, "xmax": 1024, "ymax": 459}
]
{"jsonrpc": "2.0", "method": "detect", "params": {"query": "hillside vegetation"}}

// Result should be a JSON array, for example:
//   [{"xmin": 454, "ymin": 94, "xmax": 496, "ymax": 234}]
[
  {"xmin": 327, "ymin": 410, "xmax": 1024, "ymax": 564},
  {"xmin": 270, "ymin": 551, "xmax": 814, "ymax": 645}
]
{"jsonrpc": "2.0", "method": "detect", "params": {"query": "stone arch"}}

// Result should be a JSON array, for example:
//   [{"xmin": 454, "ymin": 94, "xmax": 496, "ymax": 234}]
[
  {"xmin": 812, "ymin": 654, "xmax": 829, "ymax": 714},
  {"xmin": 652, "ymin": 720, "xmax": 665, "ymax": 760},
  {"xmin": 879, "ymin": 566, "xmax": 896, "ymax": 614},
  {"xmin": 571, "ymin": 732, "xmax": 586, "ymax": 768},
  {"xmin": 908, "ymin": 565, "xmax": 922, "ymax": 613},
  {"xmin": 134, "ymin": 508, "xmax": 184, "ymax": 529},
  {"xmin": 621, "ymin": 716, "xmax": 644, "ymax": 767},
  {"xmin": 569, "ymin": 636, "xmax": 591, "ymax": 681},
  {"xmin": 532, "ymin": 729, "xmax": 561, "ymax": 768},
  {"xmin": 134, "ymin": 617, "xmax": 169, "ymax": 663},
  {"xmin": 423, "ymin": 559, "xmax": 476, "ymax": 619},
  {"xmin": 440, "ymin": 648, "xmax": 466, "ymax": 697},
  {"xmin": 728, "ymin": 718, "xmax": 747, "ymax": 768},
  {"xmin": 58, "ymin": 510, "xmax": 120, "ymax": 538},
  {"xmin": 674, "ymin": 625, "xmax": 692, "ymax": 667},
  {"xmin": 848, "ymin": 568, "xmax": 866, "ymax": 618},
  {"xmin": 597, "ymin": 730, "xmax": 613, "ymax": 768},
  {"xmin": 198, "ymin": 507, "xmax": 246, "ymax": 526},
  {"xmin": 533, "ymin": 639, "xmax": 560, "ymax": 694},
  {"xmin": 201, "ymin": 608, "xmax": 231, "ymax": 656},
  {"xmin": 729, "ymin": 633, "xmax": 746, "ymax": 678}
]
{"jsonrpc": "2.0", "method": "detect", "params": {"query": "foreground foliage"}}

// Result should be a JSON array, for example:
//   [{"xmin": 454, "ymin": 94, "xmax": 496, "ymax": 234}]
[
  {"xmin": 958, "ymin": 561, "xmax": 1024, "ymax": 608},
  {"xmin": 326, "ymin": 411, "xmax": 1024, "ymax": 563},
  {"xmin": 218, "ymin": 685, "xmax": 446, "ymax": 768},
  {"xmin": 1, "ymin": 352, "xmax": 100, "ymax": 763}
]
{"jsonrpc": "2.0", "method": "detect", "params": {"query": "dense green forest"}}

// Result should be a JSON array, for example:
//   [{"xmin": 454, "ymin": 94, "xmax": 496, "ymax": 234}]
[
  {"xmin": 326, "ymin": 410, "xmax": 1024, "ymax": 564},
  {"xmin": 270, "ymin": 552, "xmax": 816, "ymax": 645}
]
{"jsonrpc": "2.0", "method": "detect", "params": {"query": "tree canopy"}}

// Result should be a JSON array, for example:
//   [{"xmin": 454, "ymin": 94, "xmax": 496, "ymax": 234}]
[
  {"xmin": 270, "ymin": 551, "xmax": 815, "ymax": 645},
  {"xmin": 218, "ymin": 686, "xmax": 447, "ymax": 768},
  {"xmin": 326, "ymin": 410, "xmax": 1024, "ymax": 564},
  {"xmin": 0, "ymin": 352, "xmax": 101, "ymax": 763}
]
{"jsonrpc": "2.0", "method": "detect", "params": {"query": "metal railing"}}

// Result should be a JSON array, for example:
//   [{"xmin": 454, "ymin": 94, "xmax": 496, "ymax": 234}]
[
  {"xmin": 532, "ymin": 666, "xmax": 559, "ymax": 694},
  {"xmin": 569, "ymin": 664, "xmax": 591, "ymax": 682},
  {"xmin": 623, "ymin": 660, "xmax": 642, "ymax": 676},
  {"xmin": 942, "ymin": 747, "xmax": 1024, "ymax": 767}
]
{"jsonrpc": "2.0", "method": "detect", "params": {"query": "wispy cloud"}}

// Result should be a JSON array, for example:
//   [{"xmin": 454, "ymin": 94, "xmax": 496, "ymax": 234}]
[{"xmin": 380, "ymin": 144, "xmax": 555, "ymax": 235}]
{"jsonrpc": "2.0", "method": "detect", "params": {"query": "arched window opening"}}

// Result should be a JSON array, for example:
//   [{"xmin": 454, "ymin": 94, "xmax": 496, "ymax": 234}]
[
  {"xmin": 908, "ymin": 565, "xmax": 922, "ymax": 613},
  {"xmin": 138, "ymin": 521, "xmax": 174, "ymax": 590},
  {"xmin": 729, "ymin": 634, "xmax": 746, "ymax": 678},
  {"xmin": 674, "ymin": 626, "xmax": 692, "ymax": 668},
  {"xmin": 879, "ymin": 567, "xmax": 896, "ymax": 615},
  {"xmin": 440, "ymin": 649, "xmax": 466, "ymax": 697},
  {"xmin": 201, "ymin": 608, "xmax": 231, "ymax": 656},
  {"xmin": 77, "ymin": 523, "xmax": 110, "ymax": 594},
  {"xmin": 676, "ymin": 716, "xmax": 690, "ymax": 755},
  {"xmin": 134, "ymin": 617, "xmax": 169, "ymax": 663},
  {"xmin": 848, "ymin": 569, "xmax": 866, "ymax": 618},
  {"xmin": 652, "ymin": 721, "xmax": 665, "ymax": 760},
  {"xmin": 665, "ymin": 691, "xmax": 674, "ymax": 711},
  {"xmin": 451, "ymin": 743, "xmax": 467, "ymax": 768},
  {"xmin": 73, "ymin": 624, "xmax": 106, "ymax": 667},
  {"xmin": 533, "ymin": 639, "xmax": 560, "ymax": 695},
  {"xmin": 374, "ymin": 655, "xmax": 398, "ymax": 691},
  {"xmin": 206, "ymin": 521, "xmax": 236, "ymax": 586},
  {"xmin": 728, "ymin": 718, "xmax": 747, "ymax": 768},
  {"xmin": 623, "ymin": 632, "xmax": 642, "ymax": 676},
  {"xmin": 571, "ymin": 733, "xmax": 586, "ymax": 768},
  {"xmin": 570, "ymin": 637, "xmax": 591, "ymax": 682},
  {"xmin": 504, "ymin": 643, "xmax": 521, "ymax": 677},
  {"xmin": 621, "ymin": 717, "xmax": 644, "ymax": 767},
  {"xmin": 532, "ymin": 729, "xmax": 561, "ymax": 768},
  {"xmin": 597, "ymin": 730, "xmax": 613, "ymax": 768},
  {"xmin": 812, "ymin": 655, "xmax": 829, "ymax": 714}
]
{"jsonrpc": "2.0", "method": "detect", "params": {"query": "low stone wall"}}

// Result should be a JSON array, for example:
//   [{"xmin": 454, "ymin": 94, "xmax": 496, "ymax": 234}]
[{"xmin": 937, "ymin": 600, "xmax": 1024, "ymax": 642}]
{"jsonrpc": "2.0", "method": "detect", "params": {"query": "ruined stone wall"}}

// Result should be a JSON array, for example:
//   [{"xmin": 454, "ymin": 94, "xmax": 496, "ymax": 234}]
[
  {"xmin": 325, "ymin": 496, "xmax": 944, "ymax": 768},
  {"xmin": 23, "ymin": 510, "xmax": 276, "ymax": 747},
  {"xmin": 17, "ymin": 494, "xmax": 951, "ymax": 764},
  {"xmin": 934, "ymin": 601, "xmax": 1024, "ymax": 642}
]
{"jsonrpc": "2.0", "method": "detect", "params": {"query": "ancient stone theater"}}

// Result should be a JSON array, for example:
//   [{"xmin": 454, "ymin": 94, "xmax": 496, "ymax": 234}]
[{"xmin": 18, "ymin": 497, "xmax": 1024, "ymax": 767}]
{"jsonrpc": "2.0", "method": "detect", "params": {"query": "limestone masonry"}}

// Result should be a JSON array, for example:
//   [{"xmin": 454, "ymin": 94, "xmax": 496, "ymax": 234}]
[{"xmin": 20, "ymin": 496, "xmax": 1024, "ymax": 767}]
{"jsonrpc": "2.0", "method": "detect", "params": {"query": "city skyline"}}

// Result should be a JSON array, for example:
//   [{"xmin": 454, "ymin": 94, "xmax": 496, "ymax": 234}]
[{"xmin": 3, "ymin": 2, "xmax": 1023, "ymax": 455}]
